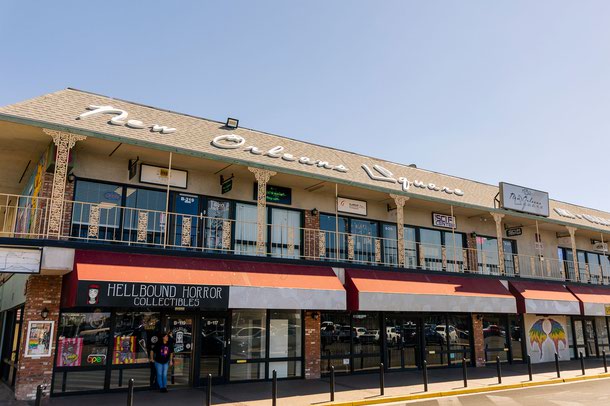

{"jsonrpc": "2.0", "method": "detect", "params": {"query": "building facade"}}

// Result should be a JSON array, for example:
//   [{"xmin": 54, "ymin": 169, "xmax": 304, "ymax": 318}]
[{"xmin": 0, "ymin": 89, "xmax": 610, "ymax": 399}]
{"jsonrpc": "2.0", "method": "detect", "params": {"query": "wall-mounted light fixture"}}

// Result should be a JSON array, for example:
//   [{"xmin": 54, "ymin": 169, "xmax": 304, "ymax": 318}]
[
  {"xmin": 40, "ymin": 307, "xmax": 49, "ymax": 319},
  {"xmin": 226, "ymin": 117, "xmax": 239, "ymax": 129},
  {"xmin": 67, "ymin": 173, "xmax": 76, "ymax": 183},
  {"xmin": 311, "ymin": 312, "xmax": 320, "ymax": 320},
  {"xmin": 311, "ymin": 208, "xmax": 319, "ymax": 216}
]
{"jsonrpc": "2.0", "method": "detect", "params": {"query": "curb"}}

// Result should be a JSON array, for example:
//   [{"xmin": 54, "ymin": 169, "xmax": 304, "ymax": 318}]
[{"xmin": 319, "ymin": 373, "xmax": 610, "ymax": 406}]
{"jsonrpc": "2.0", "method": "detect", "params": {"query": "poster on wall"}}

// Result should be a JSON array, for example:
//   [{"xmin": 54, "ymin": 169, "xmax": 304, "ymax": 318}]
[
  {"xmin": 25, "ymin": 321, "xmax": 54, "ymax": 358},
  {"xmin": 114, "ymin": 336, "xmax": 136, "ymax": 364},
  {"xmin": 56, "ymin": 337, "xmax": 84, "ymax": 367},
  {"xmin": 524, "ymin": 315, "xmax": 570, "ymax": 363}
]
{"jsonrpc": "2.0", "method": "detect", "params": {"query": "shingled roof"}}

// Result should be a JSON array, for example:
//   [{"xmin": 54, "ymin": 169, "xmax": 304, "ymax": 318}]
[{"xmin": 0, "ymin": 88, "xmax": 607, "ymax": 232}]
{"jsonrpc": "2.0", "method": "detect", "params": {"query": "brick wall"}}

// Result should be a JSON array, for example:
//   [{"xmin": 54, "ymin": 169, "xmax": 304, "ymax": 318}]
[
  {"xmin": 471, "ymin": 314, "xmax": 485, "ymax": 367},
  {"xmin": 303, "ymin": 211, "xmax": 321, "ymax": 260},
  {"xmin": 304, "ymin": 311, "xmax": 321, "ymax": 379},
  {"xmin": 14, "ymin": 275, "xmax": 62, "ymax": 400},
  {"xmin": 466, "ymin": 233, "xmax": 478, "ymax": 272}
]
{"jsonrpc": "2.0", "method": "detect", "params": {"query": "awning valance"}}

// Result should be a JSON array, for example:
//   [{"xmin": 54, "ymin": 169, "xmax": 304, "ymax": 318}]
[
  {"xmin": 62, "ymin": 250, "xmax": 346, "ymax": 310},
  {"xmin": 508, "ymin": 281, "xmax": 580, "ymax": 315},
  {"xmin": 345, "ymin": 269, "xmax": 517, "ymax": 313},
  {"xmin": 566, "ymin": 285, "xmax": 610, "ymax": 316}
]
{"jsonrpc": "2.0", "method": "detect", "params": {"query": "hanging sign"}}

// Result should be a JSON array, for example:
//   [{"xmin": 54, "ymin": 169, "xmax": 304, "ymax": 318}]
[
  {"xmin": 337, "ymin": 197, "xmax": 367, "ymax": 216},
  {"xmin": 432, "ymin": 213, "xmax": 456, "ymax": 229},
  {"xmin": 253, "ymin": 183, "xmax": 292, "ymax": 205},
  {"xmin": 221, "ymin": 179, "xmax": 233, "ymax": 194},
  {"xmin": 506, "ymin": 227, "xmax": 523, "ymax": 237},
  {"xmin": 499, "ymin": 182, "xmax": 549, "ymax": 217},
  {"xmin": 140, "ymin": 164, "xmax": 188, "ymax": 189}
]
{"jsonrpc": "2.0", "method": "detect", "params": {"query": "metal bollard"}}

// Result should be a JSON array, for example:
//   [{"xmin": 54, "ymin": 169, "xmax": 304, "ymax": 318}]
[
  {"xmin": 580, "ymin": 352, "xmax": 585, "ymax": 375},
  {"xmin": 462, "ymin": 358, "xmax": 468, "ymax": 388},
  {"xmin": 603, "ymin": 350, "xmax": 608, "ymax": 373},
  {"xmin": 555, "ymin": 353, "xmax": 561, "ymax": 378},
  {"xmin": 127, "ymin": 378, "xmax": 134, "ymax": 406},
  {"xmin": 330, "ymin": 366, "xmax": 335, "ymax": 402},
  {"xmin": 379, "ymin": 363, "xmax": 385, "ymax": 396},
  {"xmin": 496, "ymin": 356, "xmax": 502, "ymax": 384},
  {"xmin": 272, "ymin": 370, "xmax": 277, "ymax": 406},
  {"xmin": 422, "ymin": 360, "xmax": 428, "ymax": 392},
  {"xmin": 206, "ymin": 373, "xmax": 212, "ymax": 406},
  {"xmin": 527, "ymin": 355, "xmax": 533, "ymax": 381},
  {"xmin": 34, "ymin": 385, "xmax": 44, "ymax": 406}
]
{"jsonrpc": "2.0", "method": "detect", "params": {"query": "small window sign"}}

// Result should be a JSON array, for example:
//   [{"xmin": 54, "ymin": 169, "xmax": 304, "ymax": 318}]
[
  {"xmin": 253, "ymin": 183, "xmax": 292, "ymax": 205},
  {"xmin": 432, "ymin": 213, "xmax": 456, "ymax": 229},
  {"xmin": 506, "ymin": 227, "xmax": 522, "ymax": 237}
]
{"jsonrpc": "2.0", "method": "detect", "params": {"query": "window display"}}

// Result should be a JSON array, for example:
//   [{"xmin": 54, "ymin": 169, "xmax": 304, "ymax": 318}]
[
  {"xmin": 56, "ymin": 312, "xmax": 111, "ymax": 367},
  {"xmin": 231, "ymin": 310, "xmax": 267, "ymax": 360},
  {"xmin": 483, "ymin": 315, "xmax": 508, "ymax": 362},
  {"xmin": 113, "ymin": 312, "xmax": 160, "ymax": 364}
]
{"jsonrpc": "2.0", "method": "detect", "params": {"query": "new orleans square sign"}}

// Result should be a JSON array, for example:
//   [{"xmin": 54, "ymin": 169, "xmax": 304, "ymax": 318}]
[{"xmin": 77, "ymin": 281, "xmax": 229, "ymax": 309}]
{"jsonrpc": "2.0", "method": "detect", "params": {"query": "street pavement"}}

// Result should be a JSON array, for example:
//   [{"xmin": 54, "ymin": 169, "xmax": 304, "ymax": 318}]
[
  {"xmin": 1, "ymin": 358, "xmax": 609, "ymax": 405},
  {"xmin": 385, "ymin": 379, "xmax": 610, "ymax": 405}
]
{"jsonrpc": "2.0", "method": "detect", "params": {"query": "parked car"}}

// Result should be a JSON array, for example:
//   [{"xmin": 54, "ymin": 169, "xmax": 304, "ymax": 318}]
[
  {"xmin": 359, "ymin": 329, "xmax": 380, "ymax": 344},
  {"xmin": 338, "ymin": 326, "xmax": 352, "ymax": 342},
  {"xmin": 386, "ymin": 327, "xmax": 400, "ymax": 343},
  {"xmin": 436, "ymin": 325, "xmax": 458, "ymax": 343}
]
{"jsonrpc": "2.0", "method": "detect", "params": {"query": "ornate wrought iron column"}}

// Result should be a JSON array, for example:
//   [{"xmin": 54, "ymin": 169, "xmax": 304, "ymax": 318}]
[
  {"xmin": 249, "ymin": 167, "xmax": 276, "ymax": 255},
  {"xmin": 43, "ymin": 129, "xmax": 86, "ymax": 237},
  {"xmin": 566, "ymin": 226, "xmax": 579, "ymax": 282},
  {"xmin": 390, "ymin": 194, "xmax": 409, "ymax": 267},
  {"xmin": 491, "ymin": 212, "xmax": 505, "ymax": 275}
]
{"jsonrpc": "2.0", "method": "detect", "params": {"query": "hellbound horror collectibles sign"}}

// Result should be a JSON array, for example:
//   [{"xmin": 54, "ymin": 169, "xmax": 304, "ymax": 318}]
[{"xmin": 77, "ymin": 281, "xmax": 229, "ymax": 309}]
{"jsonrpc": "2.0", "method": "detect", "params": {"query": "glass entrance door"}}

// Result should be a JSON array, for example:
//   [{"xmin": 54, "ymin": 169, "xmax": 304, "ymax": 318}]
[
  {"xmin": 385, "ymin": 315, "xmax": 420, "ymax": 370},
  {"xmin": 584, "ymin": 319, "xmax": 597, "ymax": 357},
  {"xmin": 573, "ymin": 319, "xmax": 586, "ymax": 359},
  {"xmin": 200, "ymin": 315, "xmax": 227, "ymax": 383},
  {"xmin": 170, "ymin": 193, "xmax": 200, "ymax": 248},
  {"xmin": 164, "ymin": 315, "xmax": 194, "ymax": 386}
]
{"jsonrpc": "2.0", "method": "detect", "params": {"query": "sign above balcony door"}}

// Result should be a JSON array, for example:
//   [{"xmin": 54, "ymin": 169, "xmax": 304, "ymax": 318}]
[
  {"xmin": 140, "ymin": 164, "xmax": 188, "ymax": 189},
  {"xmin": 499, "ymin": 182, "xmax": 550, "ymax": 217},
  {"xmin": 337, "ymin": 197, "xmax": 367, "ymax": 216}
]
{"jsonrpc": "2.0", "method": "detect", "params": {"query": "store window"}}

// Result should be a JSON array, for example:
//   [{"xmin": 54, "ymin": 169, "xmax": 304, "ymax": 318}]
[
  {"xmin": 424, "ymin": 315, "xmax": 470, "ymax": 367},
  {"xmin": 320, "ymin": 312, "xmax": 351, "ymax": 373},
  {"xmin": 508, "ymin": 315, "xmax": 523, "ymax": 361},
  {"xmin": 596, "ymin": 317, "xmax": 609, "ymax": 355},
  {"xmin": 483, "ymin": 315, "xmax": 508, "ymax": 362},
  {"xmin": 350, "ymin": 219, "xmax": 378, "ymax": 264},
  {"xmin": 444, "ymin": 232, "xmax": 465, "ymax": 272},
  {"xmin": 586, "ymin": 252, "xmax": 602, "ymax": 284},
  {"xmin": 205, "ymin": 199, "xmax": 231, "ymax": 252},
  {"xmin": 56, "ymin": 312, "xmax": 111, "ymax": 368},
  {"xmin": 230, "ymin": 309, "xmax": 267, "ymax": 380},
  {"xmin": 476, "ymin": 237, "xmax": 516, "ymax": 275},
  {"xmin": 72, "ymin": 180, "xmax": 122, "ymax": 240},
  {"xmin": 352, "ymin": 313, "xmax": 381, "ymax": 371},
  {"xmin": 270, "ymin": 208, "xmax": 301, "ymax": 259},
  {"xmin": 269, "ymin": 310, "xmax": 302, "ymax": 378},
  {"xmin": 123, "ymin": 187, "xmax": 166, "ymax": 245},
  {"xmin": 235, "ymin": 203, "xmax": 261, "ymax": 256},
  {"xmin": 320, "ymin": 215, "xmax": 348, "ymax": 260},
  {"xmin": 420, "ymin": 229, "xmax": 442, "ymax": 271},
  {"xmin": 381, "ymin": 225, "xmax": 417, "ymax": 268},
  {"xmin": 112, "ymin": 312, "xmax": 161, "ymax": 365}
]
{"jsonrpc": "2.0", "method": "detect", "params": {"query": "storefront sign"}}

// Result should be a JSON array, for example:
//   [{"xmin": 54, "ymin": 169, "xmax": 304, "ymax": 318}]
[
  {"xmin": 593, "ymin": 242, "xmax": 608, "ymax": 253},
  {"xmin": 605, "ymin": 304, "xmax": 610, "ymax": 316},
  {"xmin": 140, "ymin": 164, "xmax": 188, "ymax": 189},
  {"xmin": 432, "ymin": 213, "xmax": 456, "ymax": 229},
  {"xmin": 506, "ymin": 227, "xmax": 522, "ymax": 237},
  {"xmin": 0, "ymin": 246, "xmax": 42, "ymax": 274},
  {"xmin": 499, "ymin": 183, "xmax": 549, "ymax": 217},
  {"xmin": 524, "ymin": 315, "xmax": 569, "ymax": 364},
  {"xmin": 221, "ymin": 179, "xmax": 233, "ymax": 194},
  {"xmin": 554, "ymin": 207, "xmax": 610, "ymax": 227},
  {"xmin": 253, "ymin": 183, "xmax": 292, "ymax": 205},
  {"xmin": 77, "ymin": 281, "xmax": 229, "ymax": 309},
  {"xmin": 78, "ymin": 105, "xmax": 176, "ymax": 134},
  {"xmin": 337, "ymin": 197, "xmax": 367, "ymax": 216},
  {"xmin": 211, "ymin": 134, "xmax": 465, "ymax": 197},
  {"xmin": 25, "ymin": 321, "xmax": 54, "ymax": 358}
]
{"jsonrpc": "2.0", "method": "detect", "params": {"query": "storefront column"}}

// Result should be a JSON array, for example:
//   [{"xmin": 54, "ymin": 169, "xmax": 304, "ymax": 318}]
[
  {"xmin": 42, "ymin": 129, "xmax": 86, "ymax": 238},
  {"xmin": 14, "ymin": 275, "xmax": 62, "ymax": 401},
  {"xmin": 248, "ymin": 167, "xmax": 276, "ymax": 255},
  {"xmin": 390, "ymin": 194, "xmax": 409, "ymax": 267},
  {"xmin": 471, "ymin": 314, "xmax": 486, "ymax": 367},
  {"xmin": 304, "ymin": 209, "xmax": 321, "ymax": 259},
  {"xmin": 304, "ymin": 311, "xmax": 321, "ymax": 379},
  {"xmin": 566, "ymin": 226, "xmax": 579, "ymax": 282},
  {"xmin": 491, "ymin": 212, "xmax": 505, "ymax": 275}
]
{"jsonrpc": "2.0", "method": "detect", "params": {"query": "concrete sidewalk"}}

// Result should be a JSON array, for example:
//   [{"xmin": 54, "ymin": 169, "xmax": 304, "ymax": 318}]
[{"xmin": 5, "ymin": 359, "xmax": 610, "ymax": 406}]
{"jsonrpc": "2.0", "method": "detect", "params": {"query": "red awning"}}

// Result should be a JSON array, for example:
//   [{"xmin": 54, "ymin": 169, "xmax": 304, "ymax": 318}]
[
  {"xmin": 508, "ymin": 281, "xmax": 580, "ymax": 315},
  {"xmin": 566, "ymin": 285, "xmax": 610, "ymax": 316},
  {"xmin": 63, "ymin": 250, "xmax": 345, "ymax": 310},
  {"xmin": 345, "ymin": 269, "xmax": 517, "ymax": 313}
]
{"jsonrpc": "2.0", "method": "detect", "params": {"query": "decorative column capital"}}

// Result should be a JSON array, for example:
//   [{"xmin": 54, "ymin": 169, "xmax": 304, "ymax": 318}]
[
  {"xmin": 566, "ymin": 226, "xmax": 577, "ymax": 237},
  {"xmin": 390, "ymin": 194, "xmax": 409, "ymax": 208},
  {"xmin": 43, "ymin": 128, "xmax": 87, "ymax": 148},
  {"xmin": 248, "ymin": 167, "xmax": 276, "ymax": 184},
  {"xmin": 490, "ymin": 212, "xmax": 504, "ymax": 224}
]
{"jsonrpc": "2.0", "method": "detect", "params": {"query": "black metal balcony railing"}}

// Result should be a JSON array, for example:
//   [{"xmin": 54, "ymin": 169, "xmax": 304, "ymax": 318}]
[{"xmin": 1, "ymin": 193, "xmax": 607, "ymax": 285}]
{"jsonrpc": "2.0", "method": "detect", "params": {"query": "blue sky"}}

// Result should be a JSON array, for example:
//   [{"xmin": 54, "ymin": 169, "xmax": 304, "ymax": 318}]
[{"xmin": 2, "ymin": 1, "xmax": 609, "ymax": 210}]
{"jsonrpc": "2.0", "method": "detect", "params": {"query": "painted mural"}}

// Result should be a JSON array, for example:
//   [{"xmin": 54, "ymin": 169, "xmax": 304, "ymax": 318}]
[{"xmin": 524, "ymin": 315, "xmax": 570, "ymax": 363}]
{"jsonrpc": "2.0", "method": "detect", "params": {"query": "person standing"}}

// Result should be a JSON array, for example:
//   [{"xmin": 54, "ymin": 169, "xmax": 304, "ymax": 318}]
[{"xmin": 150, "ymin": 331, "xmax": 174, "ymax": 393}]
